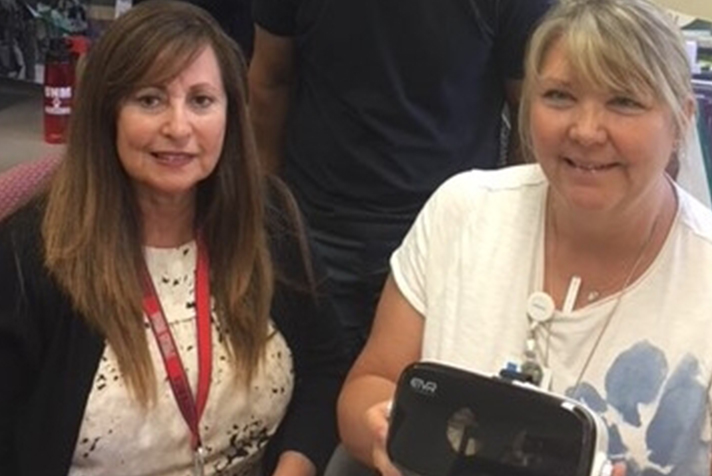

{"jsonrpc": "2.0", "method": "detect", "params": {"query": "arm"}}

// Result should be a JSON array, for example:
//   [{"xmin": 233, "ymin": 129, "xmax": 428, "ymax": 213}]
[
  {"xmin": 272, "ymin": 450, "xmax": 316, "ymax": 476},
  {"xmin": 0, "ymin": 247, "xmax": 23, "ymax": 474},
  {"xmin": 337, "ymin": 276, "xmax": 423, "ymax": 469},
  {"xmin": 504, "ymin": 79, "xmax": 524, "ymax": 165},
  {"xmin": 0, "ymin": 211, "xmax": 40, "ymax": 474},
  {"xmin": 269, "ymin": 264, "xmax": 347, "ymax": 474},
  {"xmin": 264, "ymin": 181, "xmax": 350, "ymax": 474},
  {"xmin": 248, "ymin": 25, "xmax": 296, "ymax": 174}
]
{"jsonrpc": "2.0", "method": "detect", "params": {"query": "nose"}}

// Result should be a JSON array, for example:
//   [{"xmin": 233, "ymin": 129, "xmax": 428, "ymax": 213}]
[
  {"xmin": 568, "ymin": 102, "xmax": 607, "ymax": 146},
  {"xmin": 161, "ymin": 103, "xmax": 191, "ymax": 140}
]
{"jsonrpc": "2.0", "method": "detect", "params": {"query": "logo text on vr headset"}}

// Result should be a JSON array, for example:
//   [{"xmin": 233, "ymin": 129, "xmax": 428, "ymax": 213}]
[{"xmin": 410, "ymin": 377, "xmax": 438, "ymax": 396}]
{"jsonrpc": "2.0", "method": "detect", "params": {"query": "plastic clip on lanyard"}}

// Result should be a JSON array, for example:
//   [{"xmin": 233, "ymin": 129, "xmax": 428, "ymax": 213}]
[{"xmin": 141, "ymin": 239, "xmax": 212, "ymax": 476}]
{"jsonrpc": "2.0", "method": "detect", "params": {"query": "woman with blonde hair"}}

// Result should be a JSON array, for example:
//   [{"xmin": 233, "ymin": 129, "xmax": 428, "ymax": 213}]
[
  {"xmin": 0, "ymin": 2, "xmax": 345, "ymax": 475},
  {"xmin": 338, "ymin": 0, "xmax": 712, "ymax": 475}
]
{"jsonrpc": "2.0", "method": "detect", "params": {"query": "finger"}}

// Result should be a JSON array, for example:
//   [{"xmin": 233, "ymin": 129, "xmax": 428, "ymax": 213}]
[
  {"xmin": 366, "ymin": 401, "xmax": 399, "ymax": 476},
  {"xmin": 365, "ymin": 401, "xmax": 391, "ymax": 440},
  {"xmin": 612, "ymin": 462, "xmax": 627, "ymax": 476},
  {"xmin": 372, "ymin": 447, "xmax": 402, "ymax": 476}
]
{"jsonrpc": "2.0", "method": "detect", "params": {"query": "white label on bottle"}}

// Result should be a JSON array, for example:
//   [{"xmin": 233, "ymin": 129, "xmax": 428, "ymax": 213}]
[
  {"xmin": 44, "ymin": 106, "xmax": 71, "ymax": 115},
  {"xmin": 44, "ymin": 87, "xmax": 72, "ymax": 115},
  {"xmin": 45, "ymin": 86, "xmax": 72, "ymax": 99}
]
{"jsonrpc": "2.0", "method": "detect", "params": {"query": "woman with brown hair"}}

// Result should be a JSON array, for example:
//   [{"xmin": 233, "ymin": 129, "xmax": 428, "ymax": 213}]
[{"xmin": 0, "ymin": 2, "xmax": 345, "ymax": 475}]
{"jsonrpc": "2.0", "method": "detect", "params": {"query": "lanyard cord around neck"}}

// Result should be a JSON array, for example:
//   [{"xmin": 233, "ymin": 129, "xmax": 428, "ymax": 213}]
[{"xmin": 140, "ymin": 238, "xmax": 212, "ymax": 451}]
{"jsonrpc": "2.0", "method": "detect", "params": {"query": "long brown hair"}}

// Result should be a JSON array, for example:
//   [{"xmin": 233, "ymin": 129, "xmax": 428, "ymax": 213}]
[{"xmin": 42, "ymin": 0, "xmax": 273, "ymax": 403}]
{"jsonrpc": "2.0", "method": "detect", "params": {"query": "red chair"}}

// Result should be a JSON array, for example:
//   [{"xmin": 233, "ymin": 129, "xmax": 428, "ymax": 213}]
[{"xmin": 0, "ymin": 155, "xmax": 62, "ymax": 221}]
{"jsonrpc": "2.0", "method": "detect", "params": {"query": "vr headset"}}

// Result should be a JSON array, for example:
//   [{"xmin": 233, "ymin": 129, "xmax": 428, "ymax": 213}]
[{"xmin": 387, "ymin": 362, "xmax": 612, "ymax": 476}]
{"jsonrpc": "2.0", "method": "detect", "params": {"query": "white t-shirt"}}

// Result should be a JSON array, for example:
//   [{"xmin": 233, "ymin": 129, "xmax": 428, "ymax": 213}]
[
  {"xmin": 392, "ymin": 164, "xmax": 712, "ymax": 475},
  {"xmin": 70, "ymin": 242, "xmax": 294, "ymax": 476}
]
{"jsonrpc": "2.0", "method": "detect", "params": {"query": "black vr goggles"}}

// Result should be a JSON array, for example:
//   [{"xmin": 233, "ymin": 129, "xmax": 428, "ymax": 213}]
[{"xmin": 387, "ymin": 362, "xmax": 612, "ymax": 476}]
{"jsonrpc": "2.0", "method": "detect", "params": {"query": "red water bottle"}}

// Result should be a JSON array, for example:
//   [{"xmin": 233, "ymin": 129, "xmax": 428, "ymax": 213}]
[{"xmin": 43, "ymin": 38, "xmax": 74, "ymax": 144}]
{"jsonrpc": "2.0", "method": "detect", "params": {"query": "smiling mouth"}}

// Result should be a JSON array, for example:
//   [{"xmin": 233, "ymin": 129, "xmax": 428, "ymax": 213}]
[
  {"xmin": 564, "ymin": 157, "xmax": 618, "ymax": 172},
  {"xmin": 151, "ymin": 152, "xmax": 195, "ymax": 164}
]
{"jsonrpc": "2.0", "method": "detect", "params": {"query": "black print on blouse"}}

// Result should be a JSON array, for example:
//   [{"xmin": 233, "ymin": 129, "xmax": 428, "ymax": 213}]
[
  {"xmin": 214, "ymin": 420, "xmax": 271, "ymax": 474},
  {"xmin": 80, "ymin": 436, "xmax": 102, "ymax": 458}
]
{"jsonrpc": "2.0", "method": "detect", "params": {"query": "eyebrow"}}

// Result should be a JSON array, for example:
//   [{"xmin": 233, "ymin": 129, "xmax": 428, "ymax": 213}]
[
  {"xmin": 537, "ymin": 76, "xmax": 573, "ymax": 88},
  {"xmin": 190, "ymin": 82, "xmax": 223, "ymax": 91}
]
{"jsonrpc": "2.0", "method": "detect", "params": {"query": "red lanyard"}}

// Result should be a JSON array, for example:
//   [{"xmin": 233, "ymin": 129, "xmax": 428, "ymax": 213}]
[{"xmin": 140, "ymin": 239, "xmax": 212, "ymax": 451}]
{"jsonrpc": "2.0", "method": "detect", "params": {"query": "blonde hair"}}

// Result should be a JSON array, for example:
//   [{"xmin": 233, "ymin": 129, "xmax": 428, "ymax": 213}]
[
  {"xmin": 519, "ymin": 0, "xmax": 695, "ymax": 161},
  {"xmin": 42, "ymin": 1, "xmax": 273, "ymax": 404}
]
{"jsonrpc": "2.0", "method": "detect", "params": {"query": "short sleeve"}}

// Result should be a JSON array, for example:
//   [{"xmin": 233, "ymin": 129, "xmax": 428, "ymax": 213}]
[
  {"xmin": 494, "ymin": 0, "xmax": 554, "ymax": 80},
  {"xmin": 390, "ymin": 170, "xmax": 466, "ymax": 317},
  {"xmin": 252, "ymin": 0, "xmax": 300, "ymax": 37}
]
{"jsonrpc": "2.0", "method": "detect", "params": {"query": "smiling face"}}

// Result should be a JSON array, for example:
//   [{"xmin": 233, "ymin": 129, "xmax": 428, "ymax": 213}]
[
  {"xmin": 530, "ymin": 39, "xmax": 679, "ymax": 215},
  {"xmin": 116, "ymin": 45, "xmax": 227, "ymax": 204}
]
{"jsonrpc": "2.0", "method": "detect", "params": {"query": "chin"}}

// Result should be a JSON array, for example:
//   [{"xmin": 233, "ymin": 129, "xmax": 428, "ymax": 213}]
[
  {"xmin": 565, "ymin": 194, "xmax": 617, "ymax": 213},
  {"xmin": 145, "ymin": 183, "xmax": 199, "ymax": 201},
  {"xmin": 555, "ymin": 185, "xmax": 619, "ymax": 212}
]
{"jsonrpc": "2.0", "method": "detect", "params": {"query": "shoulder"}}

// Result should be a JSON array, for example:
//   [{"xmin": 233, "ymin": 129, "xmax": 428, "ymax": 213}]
[
  {"xmin": 0, "ymin": 201, "xmax": 44, "ymax": 266},
  {"xmin": 444, "ymin": 163, "xmax": 547, "ymax": 189},
  {"xmin": 675, "ymin": 184, "xmax": 712, "ymax": 246},
  {"xmin": 252, "ymin": 0, "xmax": 302, "ymax": 37},
  {"xmin": 264, "ymin": 176, "xmax": 306, "ymax": 253},
  {"xmin": 264, "ymin": 176, "xmax": 317, "ymax": 293},
  {"xmin": 428, "ymin": 164, "xmax": 546, "ymax": 214},
  {"xmin": 497, "ymin": 0, "xmax": 554, "ymax": 20},
  {"xmin": 492, "ymin": 0, "xmax": 554, "ymax": 77}
]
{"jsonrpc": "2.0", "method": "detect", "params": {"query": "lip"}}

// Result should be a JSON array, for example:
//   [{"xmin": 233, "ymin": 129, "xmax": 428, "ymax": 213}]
[
  {"xmin": 563, "ymin": 156, "xmax": 619, "ymax": 172},
  {"xmin": 150, "ymin": 151, "xmax": 196, "ymax": 164}
]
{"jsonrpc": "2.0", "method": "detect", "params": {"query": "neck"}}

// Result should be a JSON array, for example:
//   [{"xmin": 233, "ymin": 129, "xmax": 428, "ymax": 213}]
[
  {"xmin": 548, "ymin": 178, "xmax": 674, "ymax": 259},
  {"xmin": 137, "ymin": 189, "xmax": 197, "ymax": 248},
  {"xmin": 545, "ymin": 177, "xmax": 677, "ymax": 308}
]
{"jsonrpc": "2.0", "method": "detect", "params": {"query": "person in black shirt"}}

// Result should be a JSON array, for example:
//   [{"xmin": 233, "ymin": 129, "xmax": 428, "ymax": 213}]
[{"xmin": 249, "ymin": 0, "xmax": 553, "ymax": 363}]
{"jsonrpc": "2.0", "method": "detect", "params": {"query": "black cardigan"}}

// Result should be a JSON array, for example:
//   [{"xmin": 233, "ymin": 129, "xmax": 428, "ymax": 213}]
[{"xmin": 0, "ymin": 201, "xmax": 347, "ymax": 475}]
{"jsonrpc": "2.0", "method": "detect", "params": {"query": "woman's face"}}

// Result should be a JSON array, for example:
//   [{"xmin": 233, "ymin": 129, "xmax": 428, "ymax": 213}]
[
  {"xmin": 116, "ymin": 46, "xmax": 227, "ymax": 203},
  {"xmin": 530, "ymin": 39, "xmax": 680, "ymax": 215}
]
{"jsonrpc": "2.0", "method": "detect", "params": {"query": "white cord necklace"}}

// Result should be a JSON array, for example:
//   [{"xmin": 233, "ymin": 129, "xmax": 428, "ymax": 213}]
[
  {"xmin": 525, "ymin": 197, "xmax": 666, "ymax": 391},
  {"xmin": 569, "ymin": 214, "xmax": 658, "ymax": 392}
]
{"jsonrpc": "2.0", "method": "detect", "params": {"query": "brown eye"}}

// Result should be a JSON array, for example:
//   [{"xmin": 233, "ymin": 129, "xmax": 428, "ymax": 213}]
[
  {"xmin": 135, "ymin": 94, "xmax": 162, "ymax": 109},
  {"xmin": 191, "ymin": 95, "xmax": 215, "ymax": 109}
]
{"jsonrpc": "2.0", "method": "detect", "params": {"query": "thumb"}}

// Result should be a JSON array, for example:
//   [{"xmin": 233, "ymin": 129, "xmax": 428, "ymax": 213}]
[{"xmin": 611, "ymin": 462, "xmax": 626, "ymax": 476}]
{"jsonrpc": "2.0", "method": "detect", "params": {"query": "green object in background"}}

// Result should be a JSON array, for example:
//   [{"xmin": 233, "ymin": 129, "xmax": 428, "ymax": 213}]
[{"xmin": 26, "ymin": 1, "xmax": 88, "ymax": 37}]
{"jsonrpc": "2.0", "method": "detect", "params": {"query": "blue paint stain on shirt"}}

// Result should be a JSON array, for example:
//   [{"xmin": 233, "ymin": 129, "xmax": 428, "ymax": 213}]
[
  {"xmin": 607, "ymin": 423, "xmax": 628, "ymax": 459},
  {"xmin": 564, "ymin": 341, "xmax": 710, "ymax": 476},
  {"xmin": 566, "ymin": 382, "xmax": 607, "ymax": 412},
  {"xmin": 646, "ymin": 355, "xmax": 707, "ymax": 469},
  {"xmin": 604, "ymin": 341, "xmax": 667, "ymax": 427}
]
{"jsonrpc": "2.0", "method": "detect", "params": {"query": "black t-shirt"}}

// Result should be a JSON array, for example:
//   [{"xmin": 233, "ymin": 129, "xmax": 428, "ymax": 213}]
[
  {"xmin": 135, "ymin": 0, "xmax": 255, "ymax": 58},
  {"xmin": 254, "ymin": 0, "xmax": 552, "ymax": 233}
]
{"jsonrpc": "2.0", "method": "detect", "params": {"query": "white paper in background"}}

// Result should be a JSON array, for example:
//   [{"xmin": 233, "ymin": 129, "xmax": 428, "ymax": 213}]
[
  {"xmin": 686, "ymin": 40, "xmax": 701, "ymax": 74},
  {"xmin": 677, "ymin": 124, "xmax": 712, "ymax": 209},
  {"xmin": 115, "ymin": 0, "xmax": 132, "ymax": 18},
  {"xmin": 668, "ymin": 9, "xmax": 698, "ymax": 28}
]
